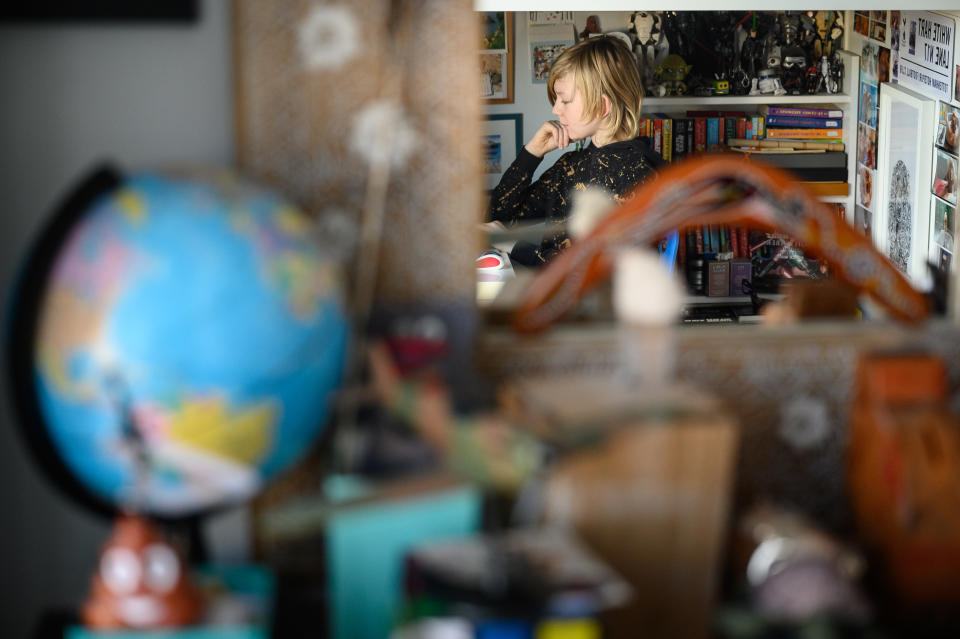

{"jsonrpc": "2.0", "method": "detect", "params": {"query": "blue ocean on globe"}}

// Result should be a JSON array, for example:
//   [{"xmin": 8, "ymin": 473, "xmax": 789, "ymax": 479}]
[{"xmin": 32, "ymin": 169, "xmax": 349, "ymax": 516}]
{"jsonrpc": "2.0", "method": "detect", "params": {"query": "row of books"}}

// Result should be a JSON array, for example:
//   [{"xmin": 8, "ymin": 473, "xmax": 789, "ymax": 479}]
[{"xmin": 638, "ymin": 105, "xmax": 845, "ymax": 164}]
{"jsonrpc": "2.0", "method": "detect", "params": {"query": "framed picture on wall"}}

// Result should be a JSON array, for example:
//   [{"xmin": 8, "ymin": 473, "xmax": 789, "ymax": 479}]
[
  {"xmin": 480, "ymin": 11, "xmax": 514, "ymax": 104},
  {"xmin": 874, "ymin": 83, "xmax": 936, "ymax": 290},
  {"xmin": 484, "ymin": 113, "xmax": 522, "ymax": 190}
]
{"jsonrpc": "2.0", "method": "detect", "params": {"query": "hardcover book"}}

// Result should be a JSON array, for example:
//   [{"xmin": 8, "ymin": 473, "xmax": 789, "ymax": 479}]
[
  {"xmin": 765, "ymin": 115, "xmax": 842, "ymax": 128},
  {"xmin": 707, "ymin": 260, "xmax": 731, "ymax": 297},
  {"xmin": 759, "ymin": 105, "xmax": 843, "ymax": 119},
  {"xmin": 729, "ymin": 260, "xmax": 752, "ymax": 295},
  {"xmin": 765, "ymin": 127, "xmax": 843, "ymax": 139}
]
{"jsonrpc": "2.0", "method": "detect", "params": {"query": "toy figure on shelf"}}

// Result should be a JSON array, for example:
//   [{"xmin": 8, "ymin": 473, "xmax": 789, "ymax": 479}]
[
  {"xmin": 799, "ymin": 11, "xmax": 823, "ymax": 61},
  {"xmin": 652, "ymin": 54, "xmax": 692, "ymax": 96},
  {"xmin": 580, "ymin": 14, "xmax": 600, "ymax": 40},
  {"xmin": 824, "ymin": 11, "xmax": 844, "ymax": 59},
  {"xmin": 829, "ymin": 54, "xmax": 844, "ymax": 94},
  {"xmin": 757, "ymin": 67, "xmax": 787, "ymax": 96},
  {"xmin": 660, "ymin": 11, "xmax": 694, "ymax": 62},
  {"xmin": 740, "ymin": 24, "xmax": 764, "ymax": 91},
  {"xmin": 629, "ymin": 11, "xmax": 664, "ymax": 83},
  {"xmin": 780, "ymin": 46, "xmax": 807, "ymax": 95}
]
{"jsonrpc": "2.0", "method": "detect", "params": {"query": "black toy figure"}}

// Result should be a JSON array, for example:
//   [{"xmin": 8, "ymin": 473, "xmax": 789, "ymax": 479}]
[{"xmin": 780, "ymin": 46, "xmax": 807, "ymax": 95}]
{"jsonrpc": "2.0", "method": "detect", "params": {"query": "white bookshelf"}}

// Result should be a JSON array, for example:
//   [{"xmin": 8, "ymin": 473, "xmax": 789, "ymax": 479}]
[{"xmin": 641, "ymin": 50, "xmax": 860, "ymax": 223}]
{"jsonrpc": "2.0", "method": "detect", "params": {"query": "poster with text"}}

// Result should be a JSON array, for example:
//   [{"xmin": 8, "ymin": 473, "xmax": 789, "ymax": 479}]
[{"xmin": 899, "ymin": 11, "xmax": 955, "ymax": 102}]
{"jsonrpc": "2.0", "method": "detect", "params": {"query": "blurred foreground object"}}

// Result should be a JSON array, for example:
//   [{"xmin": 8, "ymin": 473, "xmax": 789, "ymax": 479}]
[
  {"xmin": 848, "ymin": 351, "xmax": 960, "ymax": 608},
  {"xmin": 761, "ymin": 279, "xmax": 860, "ymax": 324},
  {"xmin": 735, "ymin": 504, "xmax": 870, "ymax": 623},
  {"xmin": 6, "ymin": 164, "xmax": 348, "ymax": 633},
  {"xmin": 77, "ymin": 514, "xmax": 274, "ymax": 635},
  {"xmin": 7, "ymin": 164, "xmax": 349, "ymax": 518},
  {"xmin": 81, "ymin": 514, "xmax": 202, "ymax": 629},
  {"xmin": 513, "ymin": 155, "xmax": 928, "ymax": 333}
]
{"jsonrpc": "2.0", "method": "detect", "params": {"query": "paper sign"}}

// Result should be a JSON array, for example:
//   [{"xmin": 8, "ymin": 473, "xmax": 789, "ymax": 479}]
[{"xmin": 899, "ymin": 11, "xmax": 955, "ymax": 102}]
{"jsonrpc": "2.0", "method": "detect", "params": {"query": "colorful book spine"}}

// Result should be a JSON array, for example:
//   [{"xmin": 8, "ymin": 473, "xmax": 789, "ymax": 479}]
[
  {"xmin": 765, "ymin": 115, "xmax": 843, "ymax": 128},
  {"xmin": 765, "ymin": 127, "xmax": 843, "ymax": 139},
  {"xmin": 760, "ymin": 105, "xmax": 844, "ymax": 119},
  {"xmin": 662, "ymin": 118, "xmax": 672, "ymax": 163},
  {"xmin": 653, "ymin": 119, "xmax": 662, "ymax": 154},
  {"xmin": 694, "ymin": 119, "xmax": 707, "ymax": 152},
  {"xmin": 706, "ymin": 118, "xmax": 720, "ymax": 152},
  {"xmin": 694, "ymin": 226, "xmax": 704, "ymax": 254}
]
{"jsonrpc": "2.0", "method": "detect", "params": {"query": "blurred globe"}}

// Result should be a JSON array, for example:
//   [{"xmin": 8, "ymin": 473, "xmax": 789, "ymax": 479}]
[{"xmin": 10, "ymin": 166, "xmax": 349, "ymax": 518}]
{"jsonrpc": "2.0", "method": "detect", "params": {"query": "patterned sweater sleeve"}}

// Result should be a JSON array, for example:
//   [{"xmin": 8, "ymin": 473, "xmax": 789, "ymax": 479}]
[{"xmin": 489, "ymin": 147, "xmax": 572, "ymax": 226}]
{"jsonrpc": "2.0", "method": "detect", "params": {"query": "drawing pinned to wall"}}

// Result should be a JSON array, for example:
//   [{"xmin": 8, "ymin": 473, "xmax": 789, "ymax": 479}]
[
  {"xmin": 887, "ymin": 159, "xmax": 913, "ymax": 273},
  {"xmin": 528, "ymin": 23, "xmax": 575, "ymax": 84}
]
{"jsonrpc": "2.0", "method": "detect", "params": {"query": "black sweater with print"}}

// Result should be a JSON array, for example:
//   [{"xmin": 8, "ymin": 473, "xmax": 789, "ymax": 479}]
[{"xmin": 489, "ymin": 136, "xmax": 665, "ymax": 266}]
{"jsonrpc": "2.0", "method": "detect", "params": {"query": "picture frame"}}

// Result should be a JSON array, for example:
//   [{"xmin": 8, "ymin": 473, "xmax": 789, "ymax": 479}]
[
  {"xmin": 874, "ymin": 83, "xmax": 937, "ymax": 290},
  {"xmin": 484, "ymin": 113, "xmax": 523, "ymax": 191},
  {"xmin": 480, "ymin": 11, "xmax": 514, "ymax": 104}
]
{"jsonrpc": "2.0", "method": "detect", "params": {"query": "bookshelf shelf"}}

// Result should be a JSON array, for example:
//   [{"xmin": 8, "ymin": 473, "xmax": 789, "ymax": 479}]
[{"xmin": 644, "ymin": 93, "xmax": 853, "ymax": 108}]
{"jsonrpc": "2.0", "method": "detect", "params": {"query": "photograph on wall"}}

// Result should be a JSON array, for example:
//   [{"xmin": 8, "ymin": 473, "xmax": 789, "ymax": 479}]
[
  {"xmin": 855, "ymin": 205, "xmax": 873, "ymax": 237},
  {"xmin": 892, "ymin": 50, "xmax": 900, "ymax": 82},
  {"xmin": 483, "ymin": 114, "xmax": 522, "ymax": 190},
  {"xmin": 859, "ymin": 82, "xmax": 878, "ymax": 128},
  {"xmin": 936, "ymin": 102, "xmax": 960, "ymax": 156},
  {"xmin": 870, "ymin": 19, "xmax": 887, "ymax": 43},
  {"xmin": 858, "ymin": 165, "xmax": 875, "ymax": 212},
  {"xmin": 891, "ymin": 10, "xmax": 901, "ymax": 47},
  {"xmin": 861, "ymin": 41, "xmax": 878, "ymax": 84},
  {"xmin": 933, "ymin": 148, "xmax": 958, "ymax": 205},
  {"xmin": 878, "ymin": 46, "xmax": 890, "ymax": 84},
  {"xmin": 854, "ymin": 12, "xmax": 869, "ymax": 37},
  {"xmin": 931, "ymin": 196, "xmax": 955, "ymax": 253},
  {"xmin": 938, "ymin": 245, "xmax": 952, "ymax": 275},
  {"xmin": 930, "ymin": 197, "xmax": 955, "ymax": 278},
  {"xmin": 956, "ymin": 65, "xmax": 960, "ymax": 102},
  {"xmin": 858, "ymin": 122, "xmax": 877, "ymax": 170},
  {"xmin": 480, "ymin": 12, "xmax": 514, "ymax": 104}
]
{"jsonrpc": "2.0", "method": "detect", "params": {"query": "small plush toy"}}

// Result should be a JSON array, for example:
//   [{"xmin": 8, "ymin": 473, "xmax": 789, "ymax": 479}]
[{"xmin": 653, "ymin": 54, "xmax": 692, "ymax": 96}]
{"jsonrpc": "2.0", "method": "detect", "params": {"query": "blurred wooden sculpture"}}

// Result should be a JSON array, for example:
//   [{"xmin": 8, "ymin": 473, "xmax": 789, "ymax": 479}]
[{"xmin": 513, "ymin": 155, "xmax": 929, "ymax": 334}]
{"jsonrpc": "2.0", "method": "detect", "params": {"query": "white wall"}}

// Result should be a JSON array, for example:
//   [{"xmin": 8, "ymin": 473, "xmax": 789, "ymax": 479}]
[{"xmin": 0, "ymin": 2, "xmax": 233, "ymax": 635}]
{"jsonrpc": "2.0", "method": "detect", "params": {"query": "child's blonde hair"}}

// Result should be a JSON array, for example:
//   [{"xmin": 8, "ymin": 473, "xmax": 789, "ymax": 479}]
[{"xmin": 547, "ymin": 36, "xmax": 644, "ymax": 142}]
